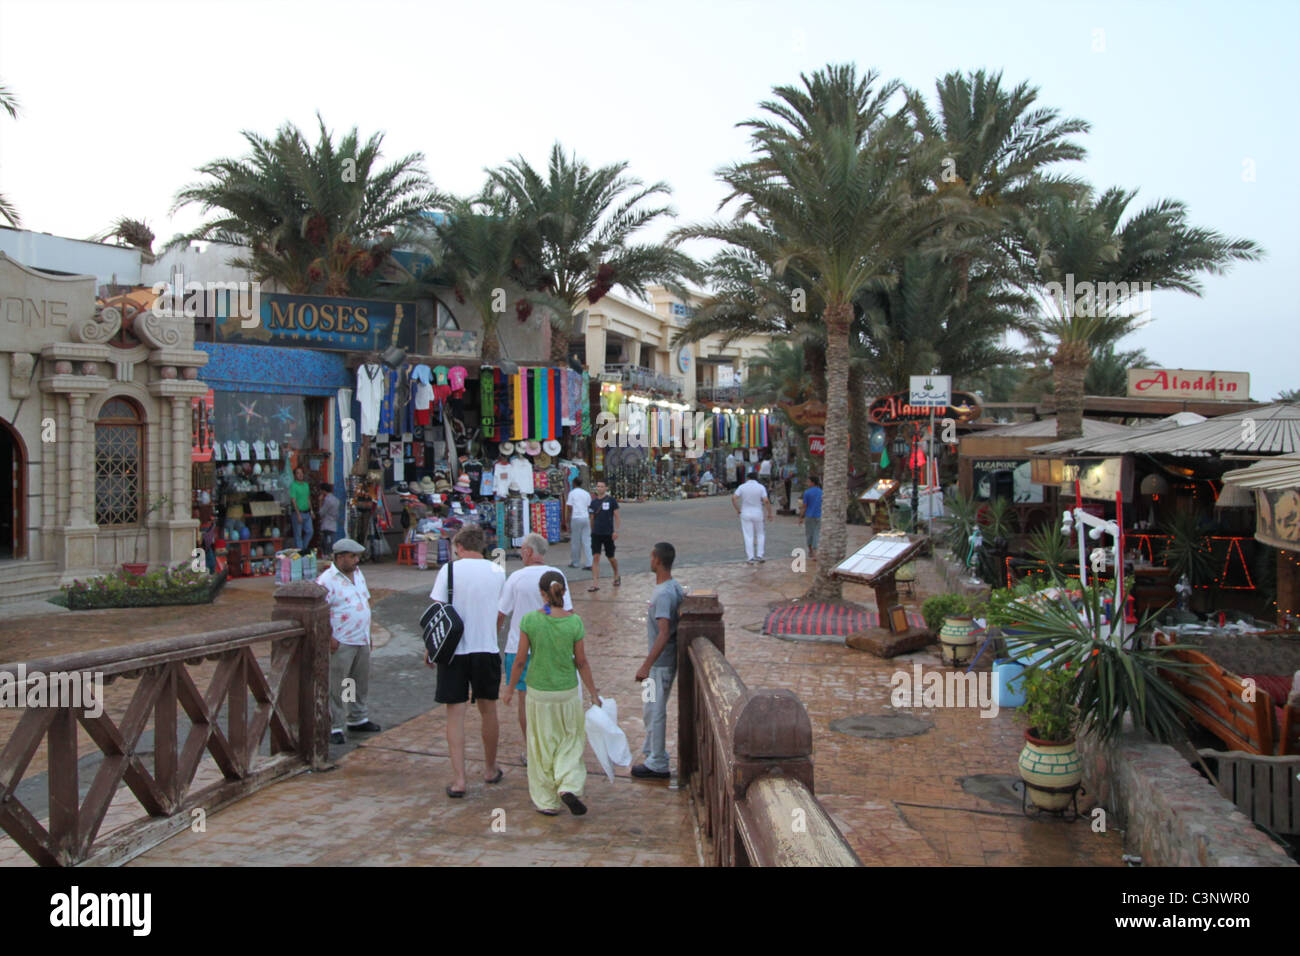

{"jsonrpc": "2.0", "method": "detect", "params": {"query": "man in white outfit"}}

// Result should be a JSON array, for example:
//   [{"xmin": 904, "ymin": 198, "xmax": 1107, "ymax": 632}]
[
  {"xmin": 565, "ymin": 478, "xmax": 593, "ymax": 569},
  {"xmin": 733, "ymin": 469, "xmax": 774, "ymax": 564}
]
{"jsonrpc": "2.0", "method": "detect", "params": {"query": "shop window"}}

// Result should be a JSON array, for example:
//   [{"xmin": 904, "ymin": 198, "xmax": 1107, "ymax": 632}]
[{"xmin": 95, "ymin": 398, "xmax": 144, "ymax": 526}]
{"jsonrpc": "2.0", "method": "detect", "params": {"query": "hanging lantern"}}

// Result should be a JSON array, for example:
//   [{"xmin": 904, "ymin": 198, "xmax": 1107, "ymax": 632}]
[{"xmin": 1139, "ymin": 473, "xmax": 1170, "ymax": 495}]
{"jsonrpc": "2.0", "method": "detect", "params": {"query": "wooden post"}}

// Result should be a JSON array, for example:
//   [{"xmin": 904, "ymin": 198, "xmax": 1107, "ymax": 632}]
[
  {"xmin": 677, "ymin": 592, "xmax": 724, "ymax": 785},
  {"xmin": 272, "ymin": 582, "xmax": 331, "ymax": 769}
]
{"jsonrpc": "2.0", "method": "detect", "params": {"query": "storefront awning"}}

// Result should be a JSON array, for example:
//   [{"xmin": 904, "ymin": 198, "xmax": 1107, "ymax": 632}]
[{"xmin": 196, "ymin": 342, "xmax": 351, "ymax": 396}]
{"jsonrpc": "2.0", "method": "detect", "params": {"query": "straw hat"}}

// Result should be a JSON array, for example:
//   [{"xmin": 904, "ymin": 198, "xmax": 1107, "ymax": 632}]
[
  {"xmin": 543, "ymin": 439, "xmax": 561, "ymax": 457},
  {"xmin": 524, "ymin": 440, "xmax": 542, "ymax": 456},
  {"xmin": 536, "ymin": 452, "xmax": 552, "ymax": 468},
  {"xmin": 419, "ymin": 476, "xmax": 437, "ymax": 493},
  {"xmin": 500, "ymin": 441, "xmax": 515, "ymax": 456}
]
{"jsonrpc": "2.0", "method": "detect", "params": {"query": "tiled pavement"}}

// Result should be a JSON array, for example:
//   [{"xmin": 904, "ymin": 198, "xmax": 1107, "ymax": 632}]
[{"xmin": 1, "ymin": 497, "xmax": 1122, "ymax": 866}]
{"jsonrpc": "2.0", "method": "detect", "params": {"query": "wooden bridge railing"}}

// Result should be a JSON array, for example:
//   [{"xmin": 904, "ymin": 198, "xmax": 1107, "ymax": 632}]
[
  {"xmin": 676, "ymin": 593, "xmax": 861, "ymax": 867},
  {"xmin": 0, "ymin": 581, "xmax": 331, "ymax": 866}
]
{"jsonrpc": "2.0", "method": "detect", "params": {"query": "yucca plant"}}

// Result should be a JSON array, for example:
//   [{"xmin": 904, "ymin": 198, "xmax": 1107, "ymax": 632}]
[
  {"xmin": 1160, "ymin": 510, "xmax": 1215, "ymax": 589},
  {"xmin": 1008, "ymin": 582, "xmax": 1197, "ymax": 743},
  {"xmin": 943, "ymin": 489, "xmax": 980, "ymax": 566},
  {"xmin": 1026, "ymin": 523, "xmax": 1071, "ymax": 584}
]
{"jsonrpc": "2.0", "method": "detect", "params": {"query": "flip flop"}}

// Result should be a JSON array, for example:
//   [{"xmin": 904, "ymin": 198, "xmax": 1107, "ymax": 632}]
[
  {"xmin": 485, "ymin": 769, "xmax": 504, "ymax": 784},
  {"xmin": 588, "ymin": 585, "xmax": 600, "ymax": 592},
  {"xmin": 446, "ymin": 785, "xmax": 465, "ymax": 799},
  {"xmin": 613, "ymin": 577, "xmax": 621, "ymax": 587}
]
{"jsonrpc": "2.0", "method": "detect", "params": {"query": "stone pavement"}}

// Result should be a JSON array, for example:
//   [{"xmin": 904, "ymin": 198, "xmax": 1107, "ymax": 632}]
[{"xmin": 0, "ymin": 497, "xmax": 1123, "ymax": 866}]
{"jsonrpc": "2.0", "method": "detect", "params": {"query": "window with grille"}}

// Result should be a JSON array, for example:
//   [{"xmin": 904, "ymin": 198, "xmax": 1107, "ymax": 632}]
[{"xmin": 95, "ymin": 398, "xmax": 144, "ymax": 526}]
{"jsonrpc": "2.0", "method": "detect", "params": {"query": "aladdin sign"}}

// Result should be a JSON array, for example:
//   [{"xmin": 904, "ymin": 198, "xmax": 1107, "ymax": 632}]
[
  {"xmin": 868, "ymin": 390, "xmax": 981, "ymax": 426},
  {"xmin": 1127, "ymin": 368, "xmax": 1249, "ymax": 401}
]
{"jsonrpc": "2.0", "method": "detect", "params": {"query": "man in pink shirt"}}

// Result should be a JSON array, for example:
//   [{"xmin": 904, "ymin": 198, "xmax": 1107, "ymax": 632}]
[{"xmin": 316, "ymin": 538, "xmax": 383, "ymax": 746}]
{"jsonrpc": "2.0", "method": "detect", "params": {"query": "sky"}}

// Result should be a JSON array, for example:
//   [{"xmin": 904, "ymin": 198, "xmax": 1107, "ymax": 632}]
[{"xmin": 1, "ymin": 0, "xmax": 1296, "ymax": 398}]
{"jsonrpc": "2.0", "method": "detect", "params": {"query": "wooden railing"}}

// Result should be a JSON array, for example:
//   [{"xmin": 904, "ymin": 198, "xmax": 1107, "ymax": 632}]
[
  {"xmin": 676, "ymin": 594, "xmax": 861, "ymax": 866},
  {"xmin": 0, "ymin": 581, "xmax": 331, "ymax": 866}
]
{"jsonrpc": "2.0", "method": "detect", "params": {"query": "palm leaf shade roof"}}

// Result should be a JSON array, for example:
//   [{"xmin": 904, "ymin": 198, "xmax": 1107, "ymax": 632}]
[{"xmin": 1028, "ymin": 403, "xmax": 1300, "ymax": 457}]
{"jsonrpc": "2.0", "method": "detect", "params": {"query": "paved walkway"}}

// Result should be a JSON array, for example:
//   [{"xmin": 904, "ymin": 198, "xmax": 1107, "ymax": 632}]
[{"xmin": 0, "ymin": 497, "xmax": 1122, "ymax": 866}]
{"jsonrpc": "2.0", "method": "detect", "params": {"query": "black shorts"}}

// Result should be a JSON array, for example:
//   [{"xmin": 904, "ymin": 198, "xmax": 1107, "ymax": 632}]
[
  {"xmin": 591, "ymin": 533, "xmax": 615, "ymax": 557},
  {"xmin": 435, "ymin": 651, "xmax": 502, "ymax": 704}
]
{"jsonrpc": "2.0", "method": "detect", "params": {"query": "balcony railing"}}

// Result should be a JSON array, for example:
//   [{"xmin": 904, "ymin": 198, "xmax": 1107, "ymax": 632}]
[
  {"xmin": 697, "ymin": 385, "xmax": 742, "ymax": 403},
  {"xmin": 605, "ymin": 364, "xmax": 684, "ymax": 397}
]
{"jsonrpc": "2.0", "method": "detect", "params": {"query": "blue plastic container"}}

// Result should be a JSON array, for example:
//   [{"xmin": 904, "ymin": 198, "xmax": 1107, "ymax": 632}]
[{"xmin": 994, "ymin": 660, "xmax": 1027, "ymax": 708}]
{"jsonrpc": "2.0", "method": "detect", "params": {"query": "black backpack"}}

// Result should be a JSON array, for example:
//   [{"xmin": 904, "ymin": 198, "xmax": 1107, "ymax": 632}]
[{"xmin": 421, "ymin": 557, "xmax": 465, "ymax": 665}]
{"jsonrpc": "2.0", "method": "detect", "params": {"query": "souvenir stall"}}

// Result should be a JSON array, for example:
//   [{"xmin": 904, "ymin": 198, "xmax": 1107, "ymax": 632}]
[
  {"xmin": 194, "ymin": 343, "xmax": 351, "ymax": 578},
  {"xmin": 705, "ymin": 404, "xmax": 776, "ymax": 487},
  {"xmin": 339, "ymin": 359, "xmax": 588, "ymax": 561}
]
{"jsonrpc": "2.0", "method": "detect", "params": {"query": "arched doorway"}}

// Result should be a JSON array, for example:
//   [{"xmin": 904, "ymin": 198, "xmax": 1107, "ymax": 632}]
[{"xmin": 0, "ymin": 419, "xmax": 25, "ymax": 560}]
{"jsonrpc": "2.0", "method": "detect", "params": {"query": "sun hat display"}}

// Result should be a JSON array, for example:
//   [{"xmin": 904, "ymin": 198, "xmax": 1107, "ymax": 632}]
[
  {"xmin": 500, "ymin": 441, "xmax": 515, "ymax": 456},
  {"xmin": 536, "ymin": 452, "xmax": 552, "ymax": 468},
  {"xmin": 331, "ymin": 538, "xmax": 366, "ymax": 554},
  {"xmin": 435, "ymin": 478, "xmax": 452, "ymax": 492},
  {"xmin": 543, "ymin": 439, "xmax": 561, "ymax": 457},
  {"xmin": 524, "ymin": 440, "xmax": 542, "ymax": 456},
  {"xmin": 419, "ymin": 476, "xmax": 438, "ymax": 492}
]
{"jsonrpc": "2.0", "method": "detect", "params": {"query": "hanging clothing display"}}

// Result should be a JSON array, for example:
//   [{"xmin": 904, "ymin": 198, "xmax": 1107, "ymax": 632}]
[
  {"xmin": 356, "ymin": 364, "xmax": 385, "ymax": 437},
  {"xmin": 544, "ymin": 498, "xmax": 563, "ymax": 544}
]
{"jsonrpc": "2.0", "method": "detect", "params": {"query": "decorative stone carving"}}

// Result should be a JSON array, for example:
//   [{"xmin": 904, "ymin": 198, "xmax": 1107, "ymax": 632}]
[
  {"xmin": 54, "ymin": 360, "xmax": 73, "ymax": 375},
  {"xmin": 73, "ymin": 306, "xmax": 122, "ymax": 345},
  {"xmin": 160, "ymin": 366, "xmax": 178, "ymax": 380},
  {"xmin": 182, "ymin": 366, "xmax": 199, "ymax": 380},
  {"xmin": 137, "ymin": 311, "xmax": 183, "ymax": 348},
  {"xmin": 80, "ymin": 361, "xmax": 98, "ymax": 375},
  {"xmin": 9, "ymin": 353, "xmax": 36, "ymax": 398}
]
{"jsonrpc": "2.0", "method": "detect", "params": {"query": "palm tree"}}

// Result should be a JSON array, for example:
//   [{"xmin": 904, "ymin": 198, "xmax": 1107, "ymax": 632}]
[
  {"xmin": 418, "ymin": 196, "xmax": 524, "ymax": 363},
  {"xmin": 95, "ymin": 217, "xmax": 156, "ymax": 259},
  {"xmin": 172, "ymin": 115, "xmax": 436, "ymax": 296},
  {"xmin": 675, "ymin": 64, "xmax": 973, "ymax": 601},
  {"xmin": 1, "ymin": 82, "xmax": 20, "ymax": 227},
  {"xmin": 1019, "ymin": 187, "xmax": 1263, "ymax": 439},
  {"xmin": 485, "ymin": 143, "xmax": 701, "ymax": 363},
  {"xmin": 1085, "ymin": 345, "xmax": 1156, "ymax": 396}
]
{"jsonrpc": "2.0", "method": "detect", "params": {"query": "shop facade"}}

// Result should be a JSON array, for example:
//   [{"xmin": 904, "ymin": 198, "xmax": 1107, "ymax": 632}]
[{"xmin": 0, "ymin": 252, "xmax": 207, "ymax": 585}]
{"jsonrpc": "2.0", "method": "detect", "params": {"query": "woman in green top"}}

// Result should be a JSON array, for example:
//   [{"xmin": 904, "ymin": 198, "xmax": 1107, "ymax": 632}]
[{"xmin": 503, "ymin": 571, "xmax": 600, "ymax": 816}]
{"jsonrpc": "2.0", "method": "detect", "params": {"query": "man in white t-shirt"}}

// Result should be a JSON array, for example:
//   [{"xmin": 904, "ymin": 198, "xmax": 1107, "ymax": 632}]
[
  {"xmin": 565, "ymin": 478, "xmax": 593, "ymax": 569},
  {"xmin": 496, "ymin": 533, "xmax": 573, "ymax": 750},
  {"xmin": 429, "ymin": 525, "xmax": 507, "ymax": 799},
  {"xmin": 733, "ymin": 470, "xmax": 774, "ymax": 564}
]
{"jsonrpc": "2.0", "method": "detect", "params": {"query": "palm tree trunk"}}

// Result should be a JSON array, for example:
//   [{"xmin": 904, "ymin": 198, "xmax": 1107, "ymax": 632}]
[
  {"xmin": 1053, "ymin": 344, "xmax": 1089, "ymax": 440},
  {"xmin": 549, "ymin": 325, "xmax": 570, "ymax": 365},
  {"xmin": 848, "ymin": 364, "xmax": 871, "ymax": 476},
  {"xmin": 481, "ymin": 316, "xmax": 502, "ymax": 364},
  {"xmin": 804, "ymin": 341, "xmax": 828, "ymax": 401},
  {"xmin": 803, "ymin": 304, "xmax": 851, "ymax": 602}
]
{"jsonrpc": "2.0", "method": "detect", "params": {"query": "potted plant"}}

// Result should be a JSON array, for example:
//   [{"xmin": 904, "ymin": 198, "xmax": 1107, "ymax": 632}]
[
  {"xmin": 921, "ymin": 593, "xmax": 979, "ymax": 666},
  {"xmin": 1007, "ymin": 583, "xmax": 1199, "ymax": 809},
  {"xmin": 1017, "ymin": 666, "xmax": 1082, "ymax": 810},
  {"xmin": 123, "ymin": 493, "xmax": 171, "ymax": 576}
]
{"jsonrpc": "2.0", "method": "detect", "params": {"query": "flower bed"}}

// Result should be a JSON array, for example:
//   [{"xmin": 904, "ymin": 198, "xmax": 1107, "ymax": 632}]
[{"xmin": 63, "ymin": 565, "xmax": 228, "ymax": 611}]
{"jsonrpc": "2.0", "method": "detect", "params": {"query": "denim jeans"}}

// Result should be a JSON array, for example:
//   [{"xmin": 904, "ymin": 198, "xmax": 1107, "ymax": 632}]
[
  {"xmin": 318, "ymin": 529, "xmax": 335, "ymax": 556},
  {"xmin": 641, "ymin": 661, "xmax": 677, "ymax": 773},
  {"xmin": 291, "ymin": 509, "xmax": 313, "ymax": 551}
]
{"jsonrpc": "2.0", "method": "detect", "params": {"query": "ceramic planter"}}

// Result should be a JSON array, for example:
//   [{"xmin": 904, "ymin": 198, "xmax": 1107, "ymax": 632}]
[
  {"xmin": 1018, "ymin": 731, "xmax": 1083, "ymax": 810},
  {"xmin": 121, "ymin": 563, "xmax": 148, "ymax": 576},
  {"xmin": 938, "ymin": 616, "xmax": 979, "ymax": 666}
]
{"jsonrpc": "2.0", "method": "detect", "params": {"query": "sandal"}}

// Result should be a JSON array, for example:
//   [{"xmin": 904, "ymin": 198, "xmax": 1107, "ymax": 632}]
[
  {"xmin": 613, "ymin": 577, "xmax": 621, "ymax": 587},
  {"xmin": 446, "ymin": 785, "xmax": 465, "ymax": 799},
  {"xmin": 588, "ymin": 585, "xmax": 600, "ymax": 592},
  {"xmin": 485, "ymin": 768, "xmax": 503, "ymax": 785}
]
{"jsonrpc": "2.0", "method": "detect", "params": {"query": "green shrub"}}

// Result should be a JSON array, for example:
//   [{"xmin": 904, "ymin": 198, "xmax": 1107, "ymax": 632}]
[
  {"xmin": 63, "ymin": 564, "xmax": 226, "ymax": 611},
  {"xmin": 1018, "ymin": 666, "xmax": 1077, "ymax": 743},
  {"xmin": 921, "ymin": 593, "xmax": 972, "ymax": 632}
]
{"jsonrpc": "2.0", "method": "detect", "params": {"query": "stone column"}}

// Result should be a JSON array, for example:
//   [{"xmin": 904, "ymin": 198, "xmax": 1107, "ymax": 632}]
[
  {"xmin": 171, "ymin": 395, "xmax": 189, "ymax": 520},
  {"xmin": 586, "ymin": 323, "xmax": 607, "ymax": 375},
  {"xmin": 67, "ymin": 393, "xmax": 89, "ymax": 525}
]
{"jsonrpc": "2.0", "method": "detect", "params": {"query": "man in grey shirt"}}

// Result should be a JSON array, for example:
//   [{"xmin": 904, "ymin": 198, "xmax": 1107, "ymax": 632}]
[{"xmin": 632, "ymin": 541, "xmax": 684, "ymax": 779}]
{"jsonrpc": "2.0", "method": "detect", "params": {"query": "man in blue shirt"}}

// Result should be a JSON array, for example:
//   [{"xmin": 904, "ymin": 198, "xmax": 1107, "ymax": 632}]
[{"xmin": 799, "ymin": 475, "xmax": 823, "ymax": 560}]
